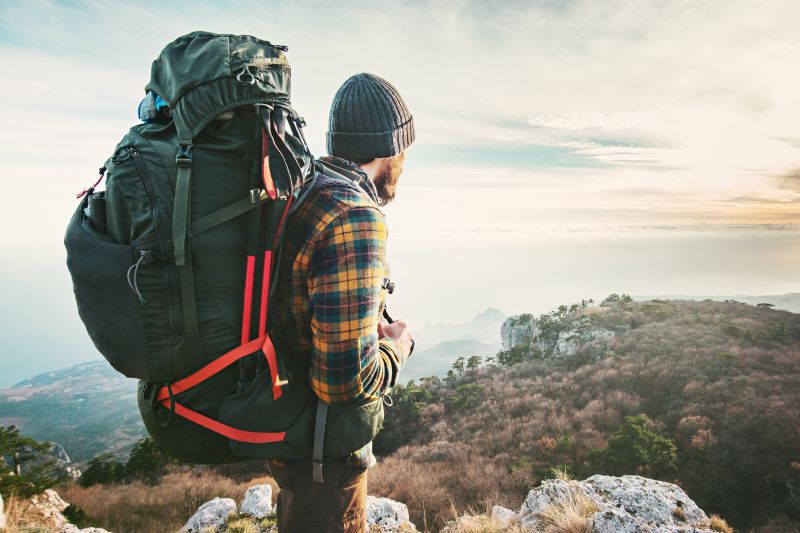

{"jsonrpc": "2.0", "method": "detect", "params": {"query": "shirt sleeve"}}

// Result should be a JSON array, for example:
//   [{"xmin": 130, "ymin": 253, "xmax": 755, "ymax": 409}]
[{"xmin": 306, "ymin": 205, "xmax": 409, "ymax": 406}]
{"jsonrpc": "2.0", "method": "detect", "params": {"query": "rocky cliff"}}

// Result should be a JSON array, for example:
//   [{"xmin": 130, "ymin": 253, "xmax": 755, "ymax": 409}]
[{"xmin": 501, "ymin": 304, "xmax": 619, "ymax": 358}]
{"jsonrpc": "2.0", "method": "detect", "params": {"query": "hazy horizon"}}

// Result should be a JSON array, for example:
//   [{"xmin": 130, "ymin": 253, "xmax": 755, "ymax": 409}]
[{"xmin": 1, "ymin": 1, "xmax": 798, "ymax": 386}]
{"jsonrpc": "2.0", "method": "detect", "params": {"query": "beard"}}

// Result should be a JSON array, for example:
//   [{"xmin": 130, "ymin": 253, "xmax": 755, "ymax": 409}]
[{"xmin": 373, "ymin": 151, "xmax": 405, "ymax": 206}]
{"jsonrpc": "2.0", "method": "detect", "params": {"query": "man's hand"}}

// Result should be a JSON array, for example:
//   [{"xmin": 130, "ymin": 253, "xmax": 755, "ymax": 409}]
[{"xmin": 378, "ymin": 318, "xmax": 414, "ymax": 357}]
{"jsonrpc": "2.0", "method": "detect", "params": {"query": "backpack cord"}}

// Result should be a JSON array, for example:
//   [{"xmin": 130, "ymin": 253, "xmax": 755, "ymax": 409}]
[
  {"xmin": 150, "ymin": 382, "xmax": 175, "ymax": 427},
  {"xmin": 126, "ymin": 250, "xmax": 157, "ymax": 305}
]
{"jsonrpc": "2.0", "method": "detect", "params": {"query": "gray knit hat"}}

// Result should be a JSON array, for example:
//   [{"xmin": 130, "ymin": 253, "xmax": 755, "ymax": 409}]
[{"xmin": 327, "ymin": 73, "xmax": 415, "ymax": 161}]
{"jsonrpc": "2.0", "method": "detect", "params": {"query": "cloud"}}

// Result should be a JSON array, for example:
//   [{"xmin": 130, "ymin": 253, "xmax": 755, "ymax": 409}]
[
  {"xmin": 1, "ymin": 0, "xmax": 799, "ymax": 247},
  {"xmin": 777, "ymin": 168, "xmax": 800, "ymax": 193}
]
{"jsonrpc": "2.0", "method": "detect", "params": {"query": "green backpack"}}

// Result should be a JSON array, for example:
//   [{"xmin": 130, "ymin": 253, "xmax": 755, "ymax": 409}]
[{"xmin": 64, "ymin": 32, "xmax": 383, "ymax": 477}]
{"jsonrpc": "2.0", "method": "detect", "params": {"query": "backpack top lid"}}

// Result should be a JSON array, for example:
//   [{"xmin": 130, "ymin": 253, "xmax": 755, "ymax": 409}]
[{"xmin": 145, "ymin": 31, "xmax": 293, "ymax": 143}]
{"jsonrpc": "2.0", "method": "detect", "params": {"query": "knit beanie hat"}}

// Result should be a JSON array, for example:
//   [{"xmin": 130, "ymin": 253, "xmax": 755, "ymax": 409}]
[{"xmin": 327, "ymin": 73, "xmax": 415, "ymax": 161}]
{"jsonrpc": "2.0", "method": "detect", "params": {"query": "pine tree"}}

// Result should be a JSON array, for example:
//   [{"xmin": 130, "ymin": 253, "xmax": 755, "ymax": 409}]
[
  {"xmin": 125, "ymin": 437, "xmax": 172, "ymax": 485},
  {"xmin": 79, "ymin": 453, "xmax": 124, "ymax": 487},
  {"xmin": 0, "ymin": 425, "xmax": 64, "ymax": 498},
  {"xmin": 594, "ymin": 414, "xmax": 678, "ymax": 478}
]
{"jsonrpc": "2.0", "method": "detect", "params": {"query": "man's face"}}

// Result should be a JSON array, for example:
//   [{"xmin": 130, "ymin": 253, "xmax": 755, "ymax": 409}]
[{"xmin": 373, "ymin": 151, "xmax": 406, "ymax": 206}]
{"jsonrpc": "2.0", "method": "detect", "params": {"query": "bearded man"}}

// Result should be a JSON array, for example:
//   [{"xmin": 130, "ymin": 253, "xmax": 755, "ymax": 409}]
[{"xmin": 267, "ymin": 73, "xmax": 416, "ymax": 533}]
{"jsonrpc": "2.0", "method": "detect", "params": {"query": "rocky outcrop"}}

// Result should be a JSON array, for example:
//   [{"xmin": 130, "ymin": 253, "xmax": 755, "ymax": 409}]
[
  {"xmin": 501, "ymin": 315, "xmax": 538, "ymax": 350},
  {"xmin": 23, "ymin": 488, "xmax": 70, "ymax": 530},
  {"xmin": 0, "ymin": 488, "xmax": 110, "ymax": 532},
  {"xmin": 550, "ymin": 317, "xmax": 615, "ymax": 357},
  {"xmin": 444, "ymin": 474, "xmax": 720, "ymax": 532},
  {"xmin": 502, "ymin": 312, "xmax": 617, "ymax": 358},
  {"xmin": 519, "ymin": 474, "xmax": 709, "ymax": 531}
]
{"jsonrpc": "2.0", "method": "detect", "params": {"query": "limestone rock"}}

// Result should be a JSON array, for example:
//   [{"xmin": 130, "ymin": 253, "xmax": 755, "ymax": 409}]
[
  {"xmin": 366, "ymin": 495, "xmax": 417, "ymax": 531},
  {"xmin": 591, "ymin": 507, "xmax": 637, "ymax": 533},
  {"xmin": 181, "ymin": 497, "xmax": 236, "ymax": 532},
  {"xmin": 239, "ymin": 484, "xmax": 274, "ymax": 518},
  {"xmin": 58, "ymin": 525, "xmax": 112, "ymax": 533},
  {"xmin": 501, "ymin": 313, "xmax": 616, "ymax": 358},
  {"xmin": 551, "ymin": 318, "xmax": 615, "ymax": 357},
  {"xmin": 491, "ymin": 505, "xmax": 517, "ymax": 527},
  {"xmin": 518, "ymin": 475, "xmax": 709, "ymax": 532},
  {"xmin": 500, "ymin": 316, "xmax": 538, "ymax": 350},
  {"xmin": 0, "ymin": 488, "xmax": 107, "ymax": 532},
  {"xmin": 25, "ymin": 488, "xmax": 70, "ymax": 530}
]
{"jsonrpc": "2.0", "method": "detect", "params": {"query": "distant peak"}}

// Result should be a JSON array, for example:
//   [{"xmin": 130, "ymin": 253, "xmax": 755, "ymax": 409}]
[{"xmin": 474, "ymin": 307, "xmax": 506, "ymax": 320}]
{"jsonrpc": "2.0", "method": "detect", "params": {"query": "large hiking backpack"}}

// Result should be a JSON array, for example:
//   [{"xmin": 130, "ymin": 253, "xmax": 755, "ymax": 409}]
[{"xmin": 64, "ymin": 32, "xmax": 383, "ymax": 474}]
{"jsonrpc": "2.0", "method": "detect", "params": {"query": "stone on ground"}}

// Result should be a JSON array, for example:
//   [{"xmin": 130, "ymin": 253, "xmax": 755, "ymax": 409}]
[{"xmin": 181, "ymin": 497, "xmax": 237, "ymax": 532}]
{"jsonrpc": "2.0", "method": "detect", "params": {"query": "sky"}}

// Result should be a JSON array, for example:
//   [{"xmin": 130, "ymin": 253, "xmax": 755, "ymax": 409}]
[{"xmin": 0, "ymin": 0, "xmax": 799, "ymax": 386}]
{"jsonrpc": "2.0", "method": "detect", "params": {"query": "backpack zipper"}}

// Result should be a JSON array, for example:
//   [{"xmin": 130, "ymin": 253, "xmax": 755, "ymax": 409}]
[{"xmin": 127, "ymin": 147, "xmax": 180, "ymax": 334}]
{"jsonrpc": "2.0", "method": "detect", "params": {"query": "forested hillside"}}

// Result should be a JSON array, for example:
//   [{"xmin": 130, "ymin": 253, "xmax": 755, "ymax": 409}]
[
  {"xmin": 371, "ymin": 297, "xmax": 800, "ymax": 531},
  {"xmin": 0, "ymin": 362, "xmax": 144, "ymax": 463}
]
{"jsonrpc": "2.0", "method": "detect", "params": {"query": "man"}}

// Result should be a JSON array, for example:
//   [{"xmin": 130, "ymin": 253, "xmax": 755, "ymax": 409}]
[{"xmin": 267, "ymin": 73, "xmax": 416, "ymax": 532}]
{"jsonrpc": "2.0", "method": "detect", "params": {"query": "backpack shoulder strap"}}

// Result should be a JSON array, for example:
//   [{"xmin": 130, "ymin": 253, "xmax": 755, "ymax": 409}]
[{"xmin": 173, "ymin": 142, "xmax": 200, "ymax": 337}]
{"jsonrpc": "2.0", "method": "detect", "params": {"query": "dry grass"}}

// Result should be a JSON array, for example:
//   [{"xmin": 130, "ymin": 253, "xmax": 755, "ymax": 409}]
[
  {"xmin": 673, "ymin": 506, "xmax": 687, "ymax": 521},
  {"xmin": 3, "ymin": 493, "xmax": 64, "ymax": 533},
  {"xmin": 369, "ymin": 446, "xmax": 528, "ymax": 530},
  {"xmin": 550, "ymin": 466, "xmax": 573, "ymax": 482},
  {"xmin": 535, "ymin": 480, "xmax": 597, "ymax": 533},
  {"xmin": 702, "ymin": 514, "xmax": 734, "ymax": 533},
  {"xmin": 58, "ymin": 467, "xmax": 276, "ymax": 533},
  {"xmin": 3, "ymin": 495, "xmax": 39, "ymax": 533},
  {"xmin": 223, "ymin": 515, "xmax": 278, "ymax": 533},
  {"xmin": 440, "ymin": 512, "xmax": 525, "ymax": 533}
]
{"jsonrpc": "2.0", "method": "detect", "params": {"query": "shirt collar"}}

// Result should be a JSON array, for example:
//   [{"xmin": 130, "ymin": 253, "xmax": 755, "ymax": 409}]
[{"xmin": 318, "ymin": 156, "xmax": 381, "ymax": 205}]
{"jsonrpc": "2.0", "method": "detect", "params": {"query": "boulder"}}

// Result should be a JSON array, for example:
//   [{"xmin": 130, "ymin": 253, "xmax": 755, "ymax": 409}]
[
  {"xmin": 181, "ymin": 497, "xmax": 236, "ymax": 532},
  {"xmin": 239, "ymin": 484, "xmax": 274, "ymax": 518},
  {"xmin": 366, "ymin": 495, "xmax": 417, "ymax": 531},
  {"xmin": 490, "ymin": 505, "xmax": 517, "ymax": 527},
  {"xmin": 518, "ymin": 475, "xmax": 709, "ymax": 532}
]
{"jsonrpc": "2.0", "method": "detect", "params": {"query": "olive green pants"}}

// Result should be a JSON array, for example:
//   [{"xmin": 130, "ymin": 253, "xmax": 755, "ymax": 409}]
[{"xmin": 267, "ymin": 458, "xmax": 368, "ymax": 533}]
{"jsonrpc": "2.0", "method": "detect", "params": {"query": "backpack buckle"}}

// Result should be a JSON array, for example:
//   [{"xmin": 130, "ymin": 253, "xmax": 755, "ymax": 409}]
[
  {"xmin": 381, "ymin": 277, "xmax": 395, "ymax": 294},
  {"xmin": 176, "ymin": 144, "xmax": 193, "ymax": 167}
]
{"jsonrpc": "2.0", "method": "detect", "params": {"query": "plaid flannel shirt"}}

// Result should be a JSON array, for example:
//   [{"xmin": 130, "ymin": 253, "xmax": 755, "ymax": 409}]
[{"xmin": 271, "ymin": 158, "xmax": 409, "ymax": 464}]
